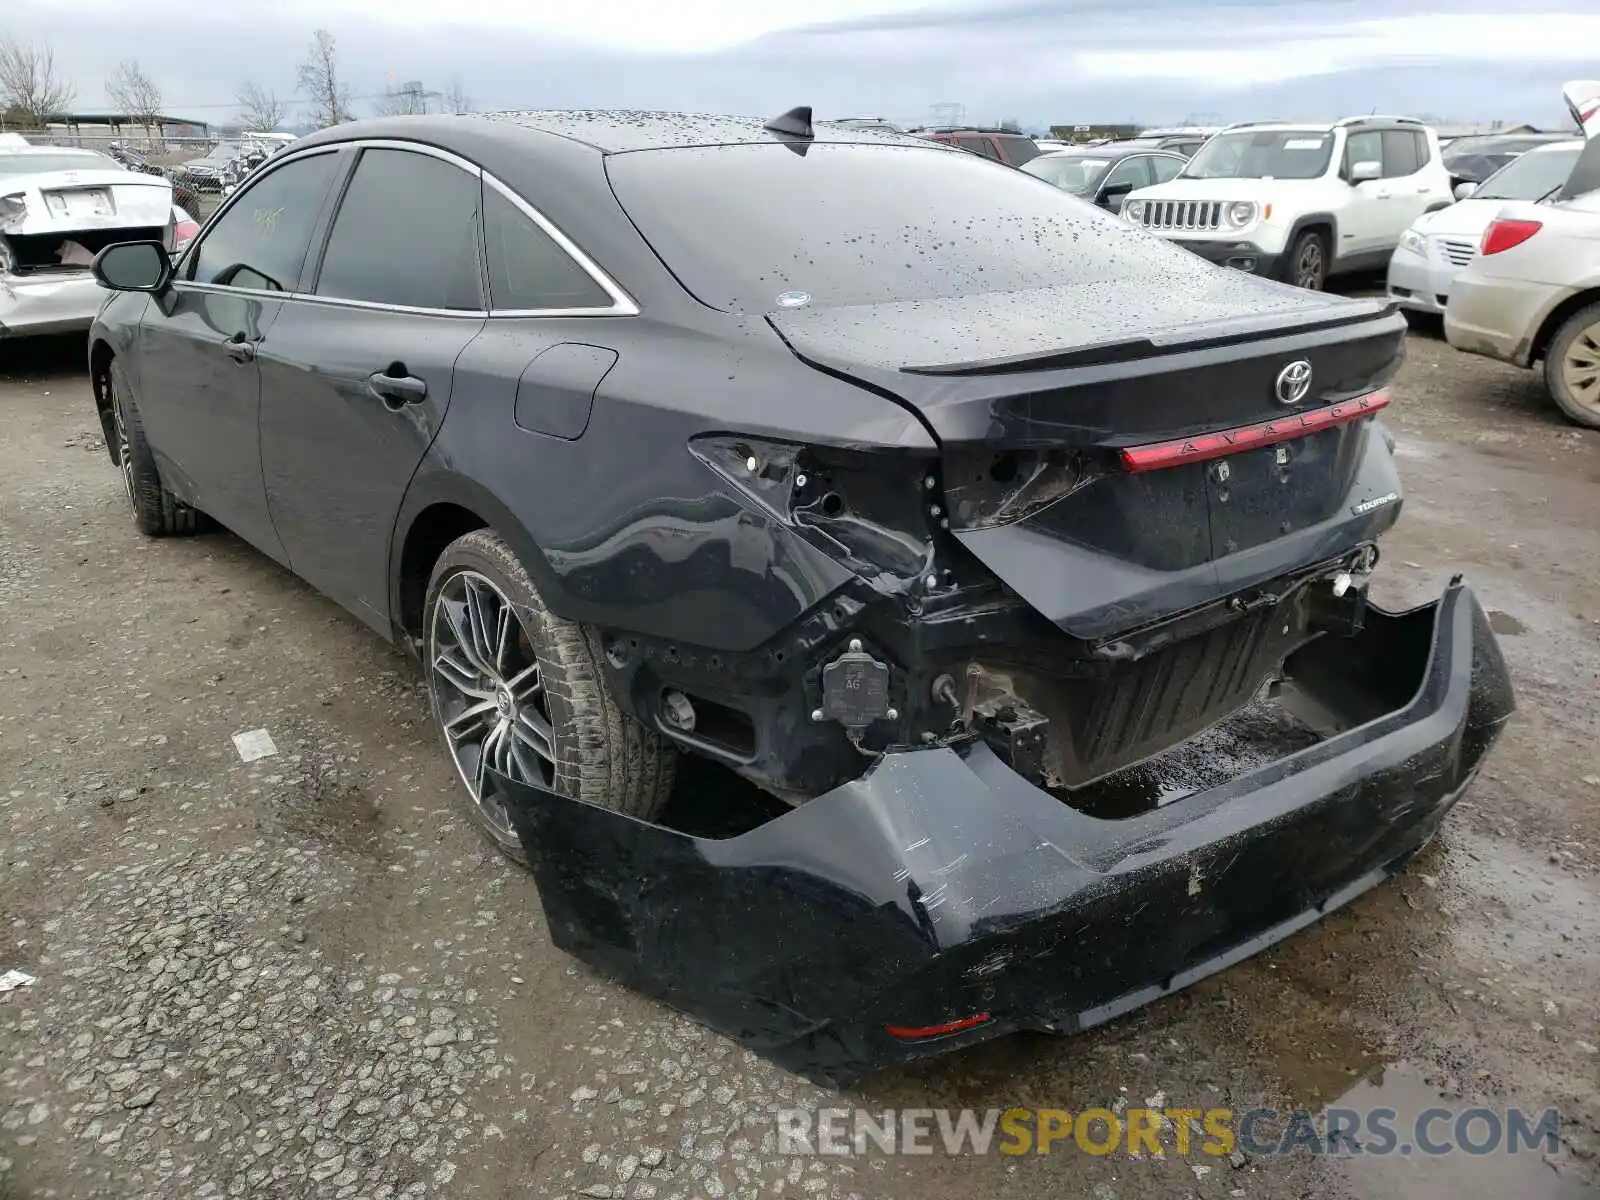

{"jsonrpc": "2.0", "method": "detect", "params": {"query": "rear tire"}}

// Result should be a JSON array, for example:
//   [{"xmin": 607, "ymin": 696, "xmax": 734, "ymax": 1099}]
[
  {"xmin": 423, "ymin": 529, "xmax": 676, "ymax": 864},
  {"xmin": 108, "ymin": 358, "xmax": 201, "ymax": 537},
  {"xmin": 1284, "ymin": 230, "xmax": 1328, "ymax": 291},
  {"xmin": 1543, "ymin": 302, "xmax": 1600, "ymax": 429}
]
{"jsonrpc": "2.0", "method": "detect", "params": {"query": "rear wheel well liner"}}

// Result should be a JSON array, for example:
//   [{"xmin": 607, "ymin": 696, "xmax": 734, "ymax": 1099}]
[
  {"xmin": 395, "ymin": 502, "xmax": 490, "ymax": 644},
  {"xmin": 1531, "ymin": 287, "xmax": 1600, "ymax": 363}
]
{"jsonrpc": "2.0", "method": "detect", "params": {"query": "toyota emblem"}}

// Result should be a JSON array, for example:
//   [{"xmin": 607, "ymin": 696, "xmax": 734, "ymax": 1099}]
[{"xmin": 1275, "ymin": 360, "xmax": 1313, "ymax": 405}]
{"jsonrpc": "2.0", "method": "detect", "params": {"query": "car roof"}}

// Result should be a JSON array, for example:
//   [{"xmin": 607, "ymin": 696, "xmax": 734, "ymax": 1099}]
[
  {"xmin": 302, "ymin": 110, "xmax": 926, "ymax": 156},
  {"xmin": 0, "ymin": 144, "xmax": 103, "ymax": 157},
  {"xmin": 1042, "ymin": 143, "xmax": 1183, "ymax": 160}
]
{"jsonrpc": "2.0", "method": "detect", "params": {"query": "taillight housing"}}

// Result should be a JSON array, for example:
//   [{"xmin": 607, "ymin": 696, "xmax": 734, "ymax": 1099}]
[
  {"xmin": 169, "ymin": 205, "xmax": 200, "ymax": 254},
  {"xmin": 1480, "ymin": 218, "xmax": 1541, "ymax": 256}
]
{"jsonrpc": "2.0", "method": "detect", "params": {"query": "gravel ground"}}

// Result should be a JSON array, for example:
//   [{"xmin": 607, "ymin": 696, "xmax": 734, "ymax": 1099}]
[{"xmin": 1, "ymin": 323, "xmax": 1598, "ymax": 1200}]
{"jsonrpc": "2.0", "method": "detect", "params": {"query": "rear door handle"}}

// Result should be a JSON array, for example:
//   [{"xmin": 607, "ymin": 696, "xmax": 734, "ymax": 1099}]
[
  {"xmin": 224, "ymin": 333, "xmax": 256, "ymax": 364},
  {"xmin": 367, "ymin": 368, "xmax": 428, "ymax": 410}
]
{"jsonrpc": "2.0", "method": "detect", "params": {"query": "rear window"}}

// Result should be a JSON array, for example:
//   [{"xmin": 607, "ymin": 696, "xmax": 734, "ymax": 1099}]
[
  {"xmin": 1475, "ymin": 146, "xmax": 1581, "ymax": 200},
  {"xmin": 0, "ymin": 152, "xmax": 119, "ymax": 177},
  {"xmin": 605, "ymin": 142, "xmax": 1164, "ymax": 314}
]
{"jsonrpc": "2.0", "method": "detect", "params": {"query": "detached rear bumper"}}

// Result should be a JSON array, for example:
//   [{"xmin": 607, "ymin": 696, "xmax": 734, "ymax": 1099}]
[
  {"xmin": 0, "ymin": 270, "xmax": 104, "ymax": 338},
  {"xmin": 499, "ymin": 581, "xmax": 1513, "ymax": 1084}
]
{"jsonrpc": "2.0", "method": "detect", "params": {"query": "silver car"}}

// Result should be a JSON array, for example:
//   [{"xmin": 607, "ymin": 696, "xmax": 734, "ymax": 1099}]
[
  {"xmin": 1386, "ymin": 139, "xmax": 1583, "ymax": 318},
  {"xmin": 1, "ymin": 143, "xmax": 178, "ymax": 338}
]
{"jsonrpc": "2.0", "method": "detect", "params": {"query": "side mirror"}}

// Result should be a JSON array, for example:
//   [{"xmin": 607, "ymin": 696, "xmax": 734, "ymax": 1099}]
[
  {"xmin": 1348, "ymin": 160, "xmax": 1382, "ymax": 185},
  {"xmin": 92, "ymin": 241, "xmax": 173, "ymax": 294},
  {"xmin": 1453, "ymin": 181, "xmax": 1476, "ymax": 200},
  {"xmin": 1099, "ymin": 180, "xmax": 1135, "ymax": 211}
]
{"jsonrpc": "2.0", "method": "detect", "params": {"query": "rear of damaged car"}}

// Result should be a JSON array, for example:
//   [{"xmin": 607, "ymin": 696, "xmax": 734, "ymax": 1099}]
[
  {"xmin": 485, "ymin": 133, "xmax": 1515, "ymax": 1082},
  {"xmin": 1, "ymin": 148, "xmax": 178, "ymax": 338}
]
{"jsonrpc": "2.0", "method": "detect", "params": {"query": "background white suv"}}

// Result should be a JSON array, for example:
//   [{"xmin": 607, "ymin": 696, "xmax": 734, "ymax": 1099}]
[{"xmin": 1122, "ymin": 116, "xmax": 1454, "ymax": 290}]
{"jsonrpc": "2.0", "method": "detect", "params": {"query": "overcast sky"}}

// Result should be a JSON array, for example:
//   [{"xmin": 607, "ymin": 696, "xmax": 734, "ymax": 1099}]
[{"xmin": 2, "ymin": 0, "xmax": 1588, "ymax": 130}]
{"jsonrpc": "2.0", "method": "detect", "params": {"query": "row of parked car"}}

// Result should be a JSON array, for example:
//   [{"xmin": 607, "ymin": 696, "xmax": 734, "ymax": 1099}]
[{"xmin": 842, "ymin": 91, "xmax": 1600, "ymax": 430}]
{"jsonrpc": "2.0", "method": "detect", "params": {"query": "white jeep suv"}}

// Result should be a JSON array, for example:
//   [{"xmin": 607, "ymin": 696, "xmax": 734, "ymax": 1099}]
[{"xmin": 1121, "ymin": 116, "xmax": 1455, "ymax": 290}]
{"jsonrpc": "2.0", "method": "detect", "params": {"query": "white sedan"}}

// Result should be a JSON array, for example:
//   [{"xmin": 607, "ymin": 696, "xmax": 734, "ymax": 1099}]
[
  {"xmin": 1387, "ymin": 139, "xmax": 1583, "ymax": 319},
  {"xmin": 1445, "ymin": 81, "xmax": 1600, "ymax": 428},
  {"xmin": 1, "ymin": 140, "xmax": 190, "ymax": 339}
]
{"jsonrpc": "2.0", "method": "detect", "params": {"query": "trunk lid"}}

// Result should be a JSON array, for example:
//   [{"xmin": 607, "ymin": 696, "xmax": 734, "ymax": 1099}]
[
  {"xmin": 3, "ymin": 170, "xmax": 173, "ymax": 236},
  {"xmin": 770, "ymin": 281, "xmax": 1406, "ymax": 641}
]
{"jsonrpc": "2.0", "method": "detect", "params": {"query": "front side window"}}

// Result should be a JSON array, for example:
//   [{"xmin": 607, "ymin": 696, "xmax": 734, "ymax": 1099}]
[
  {"xmin": 1182, "ymin": 130, "xmax": 1335, "ymax": 180},
  {"xmin": 483, "ymin": 185, "xmax": 612, "ymax": 311},
  {"xmin": 188, "ymin": 151, "xmax": 341, "ymax": 291},
  {"xmin": 315, "ymin": 148, "xmax": 483, "ymax": 311},
  {"xmin": 1344, "ymin": 130, "xmax": 1383, "ymax": 174},
  {"xmin": 1150, "ymin": 154, "xmax": 1184, "ymax": 182},
  {"xmin": 1101, "ymin": 156, "xmax": 1152, "ymax": 192}
]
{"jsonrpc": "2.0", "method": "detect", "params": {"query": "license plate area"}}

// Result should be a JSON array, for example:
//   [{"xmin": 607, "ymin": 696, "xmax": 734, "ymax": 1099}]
[
  {"xmin": 44, "ymin": 188, "xmax": 114, "ymax": 219},
  {"xmin": 1207, "ymin": 424, "xmax": 1362, "ymax": 557}
]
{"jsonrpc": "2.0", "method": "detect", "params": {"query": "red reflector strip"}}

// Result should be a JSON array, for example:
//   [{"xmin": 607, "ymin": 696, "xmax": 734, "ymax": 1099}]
[
  {"xmin": 884, "ymin": 1012, "xmax": 992, "ymax": 1040},
  {"xmin": 1119, "ymin": 388, "xmax": 1390, "ymax": 474}
]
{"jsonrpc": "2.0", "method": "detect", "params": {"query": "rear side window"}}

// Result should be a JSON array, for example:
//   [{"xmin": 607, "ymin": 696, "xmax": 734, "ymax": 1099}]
[
  {"xmin": 1381, "ymin": 130, "xmax": 1421, "ymax": 177},
  {"xmin": 1412, "ymin": 131, "xmax": 1431, "ymax": 166},
  {"xmin": 482, "ymin": 185, "xmax": 611, "ymax": 311},
  {"xmin": 188, "ymin": 151, "xmax": 339, "ymax": 290},
  {"xmin": 1001, "ymin": 138, "xmax": 1041, "ymax": 166},
  {"xmin": 315, "ymin": 148, "xmax": 483, "ymax": 311}
]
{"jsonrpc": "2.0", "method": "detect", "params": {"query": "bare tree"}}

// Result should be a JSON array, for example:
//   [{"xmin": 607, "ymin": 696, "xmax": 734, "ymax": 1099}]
[
  {"xmin": 372, "ymin": 81, "xmax": 432, "ymax": 117},
  {"xmin": 442, "ymin": 77, "xmax": 472, "ymax": 116},
  {"xmin": 296, "ymin": 29, "xmax": 352, "ymax": 128},
  {"xmin": 0, "ymin": 37, "xmax": 76, "ymax": 127},
  {"xmin": 236, "ymin": 80, "xmax": 288, "ymax": 133},
  {"xmin": 105, "ymin": 60, "xmax": 162, "ymax": 141}
]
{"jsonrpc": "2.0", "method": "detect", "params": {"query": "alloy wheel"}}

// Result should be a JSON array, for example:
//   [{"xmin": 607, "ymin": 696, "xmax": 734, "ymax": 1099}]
[
  {"xmin": 110, "ymin": 383, "xmax": 134, "ymax": 506},
  {"xmin": 1295, "ymin": 241, "xmax": 1325, "ymax": 290},
  {"xmin": 428, "ymin": 569, "xmax": 556, "ymax": 839},
  {"xmin": 1559, "ymin": 319, "xmax": 1600, "ymax": 417}
]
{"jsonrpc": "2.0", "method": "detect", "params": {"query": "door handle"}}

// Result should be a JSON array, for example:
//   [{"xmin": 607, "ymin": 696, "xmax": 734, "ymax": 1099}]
[
  {"xmin": 366, "ymin": 368, "xmax": 428, "ymax": 410},
  {"xmin": 224, "ymin": 333, "xmax": 256, "ymax": 364}
]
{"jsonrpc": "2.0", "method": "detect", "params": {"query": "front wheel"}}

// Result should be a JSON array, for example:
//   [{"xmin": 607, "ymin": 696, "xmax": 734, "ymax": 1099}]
[
  {"xmin": 107, "ymin": 359, "xmax": 201, "ymax": 537},
  {"xmin": 1283, "ymin": 231, "xmax": 1329, "ymax": 291},
  {"xmin": 1543, "ymin": 302, "xmax": 1600, "ymax": 429},
  {"xmin": 423, "ymin": 530, "xmax": 676, "ymax": 863}
]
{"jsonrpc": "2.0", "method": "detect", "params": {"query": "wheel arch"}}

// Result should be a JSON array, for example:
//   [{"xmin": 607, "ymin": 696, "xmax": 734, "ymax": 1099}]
[
  {"xmin": 89, "ymin": 337, "xmax": 119, "ymax": 466},
  {"xmin": 1286, "ymin": 212, "xmax": 1338, "ymax": 256},
  {"xmin": 1530, "ymin": 287, "xmax": 1600, "ymax": 364},
  {"xmin": 389, "ymin": 472, "xmax": 556, "ymax": 652}
]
